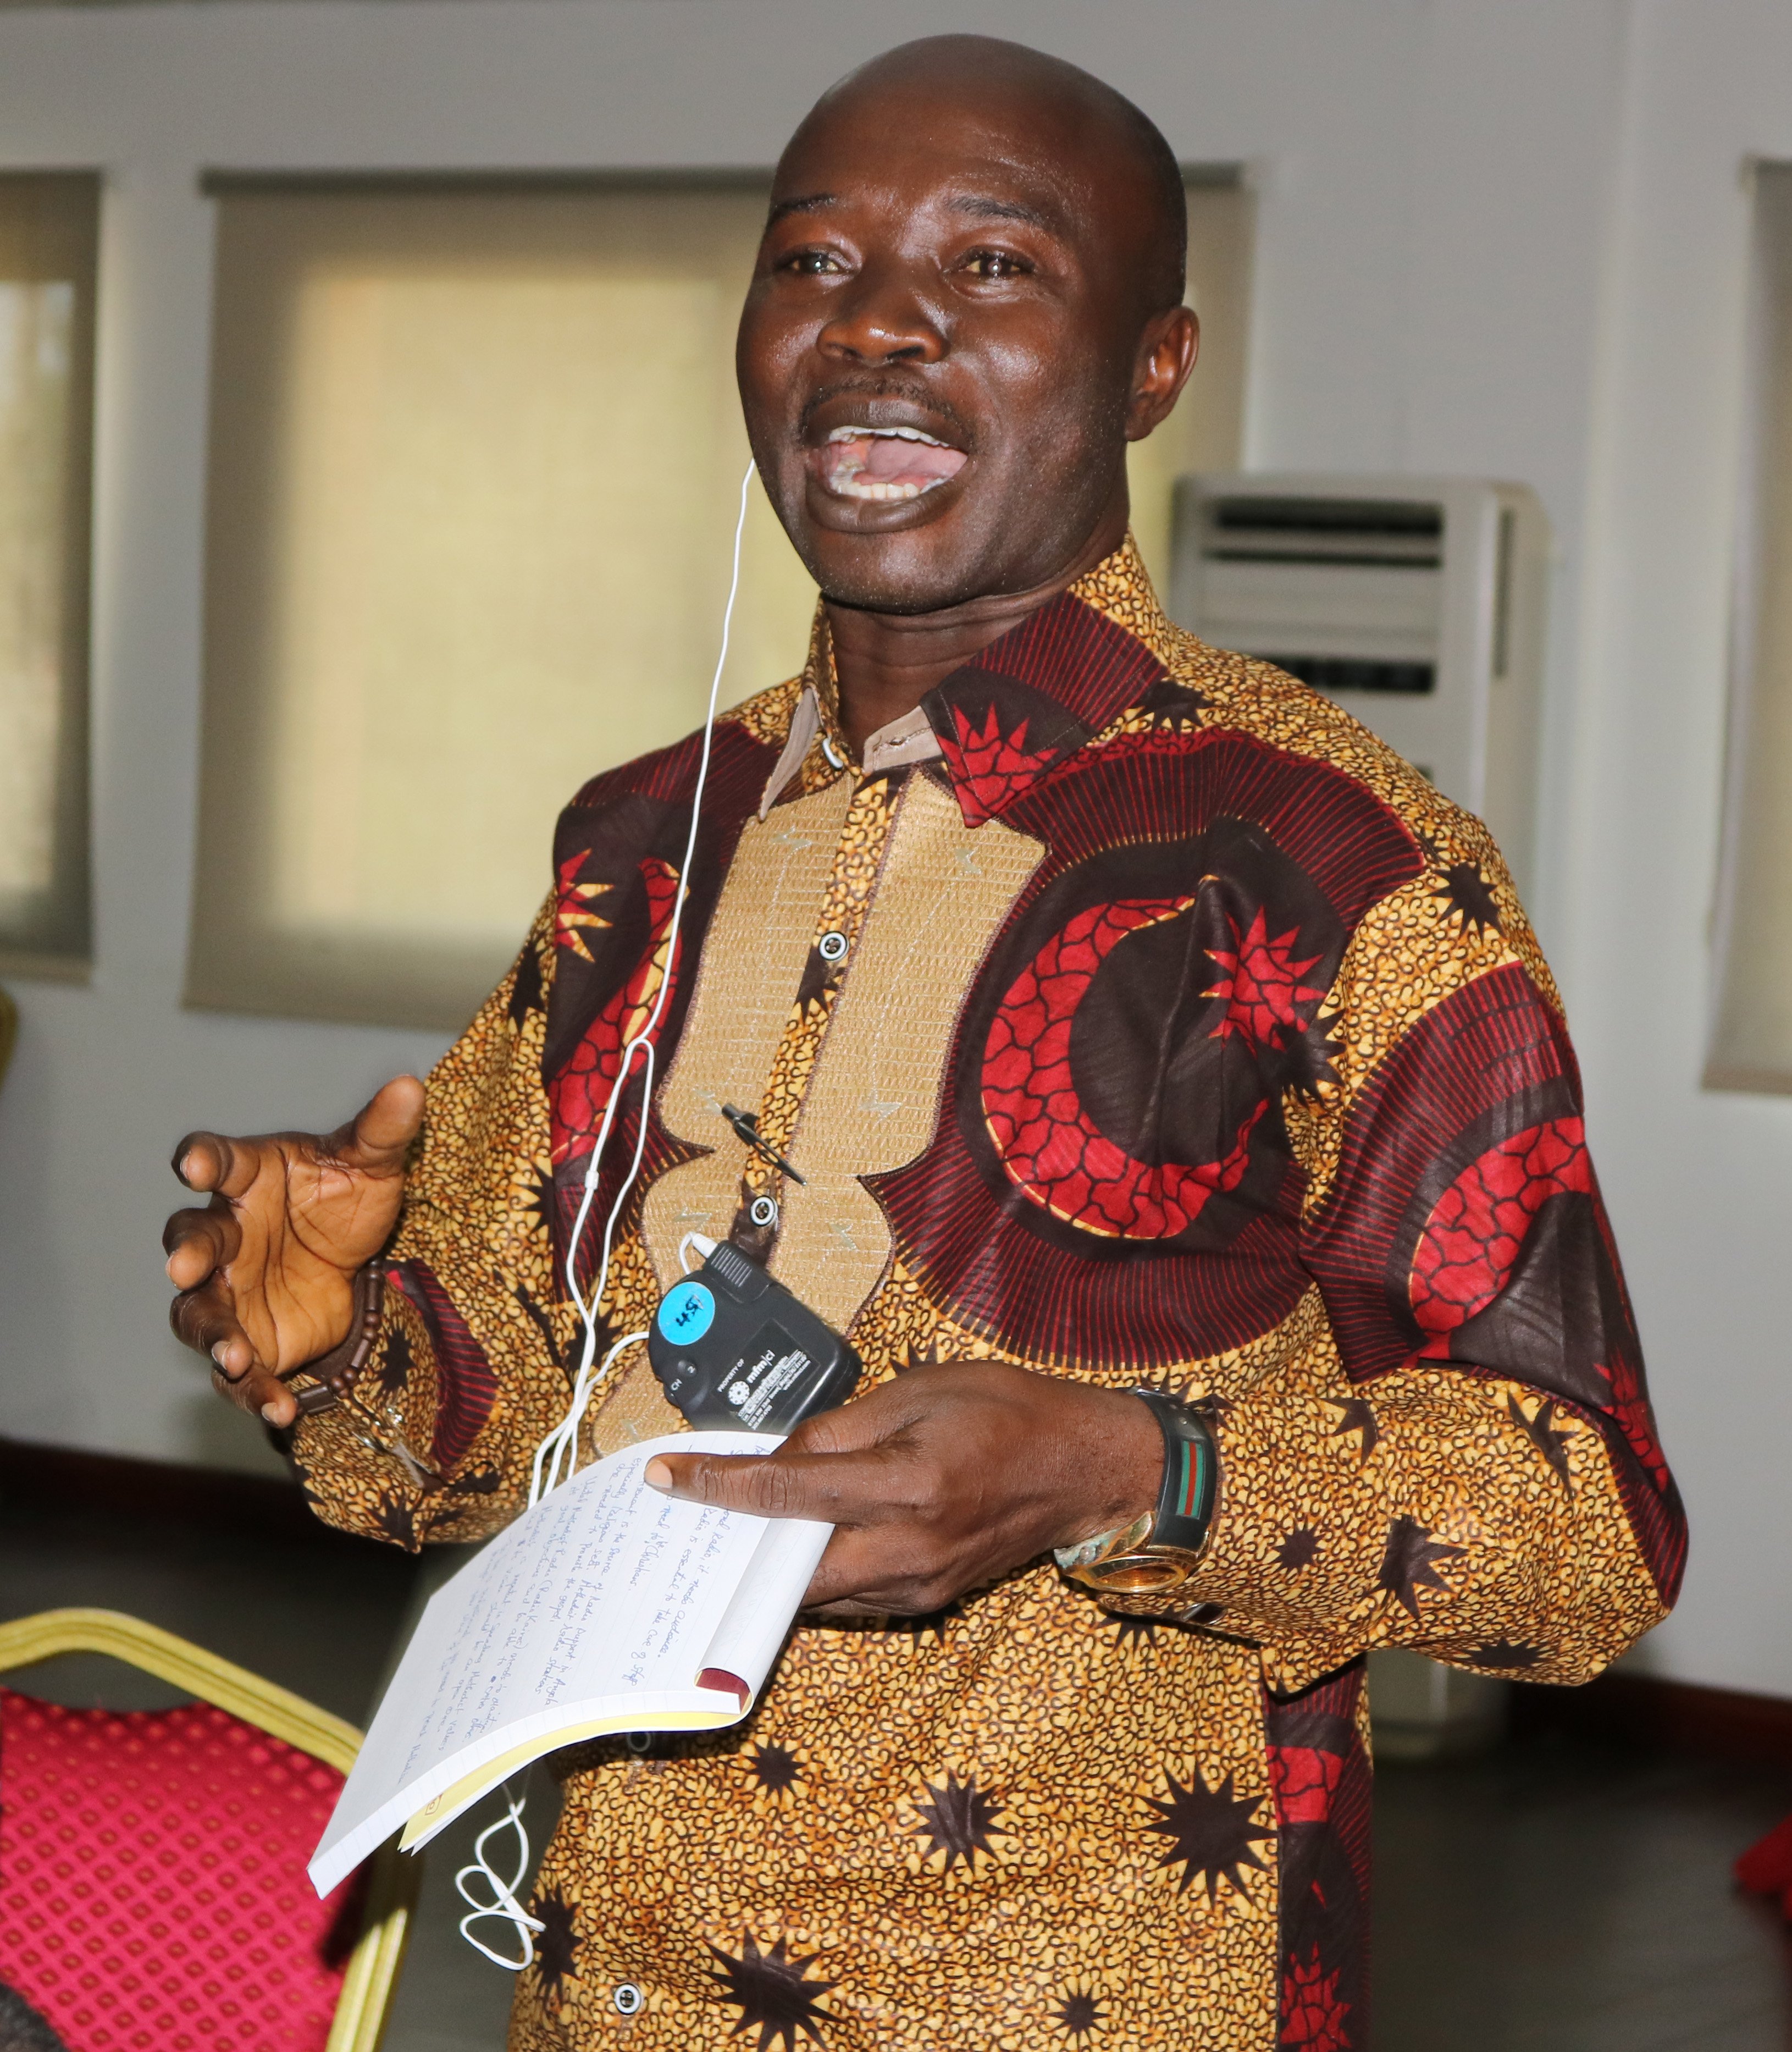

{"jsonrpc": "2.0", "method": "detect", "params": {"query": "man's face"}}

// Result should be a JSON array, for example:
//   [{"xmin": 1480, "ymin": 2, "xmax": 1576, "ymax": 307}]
[{"xmin": 737, "ymin": 82, "xmax": 1170, "ymax": 615}]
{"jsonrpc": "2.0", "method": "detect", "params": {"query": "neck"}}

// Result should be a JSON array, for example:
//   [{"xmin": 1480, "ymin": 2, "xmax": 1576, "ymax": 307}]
[{"xmin": 823, "ymin": 516, "xmax": 1126, "ymax": 754}]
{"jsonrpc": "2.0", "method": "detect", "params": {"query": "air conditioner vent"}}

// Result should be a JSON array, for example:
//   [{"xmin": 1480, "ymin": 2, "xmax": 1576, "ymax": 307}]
[
  {"xmin": 1169, "ymin": 473, "xmax": 1548, "ymax": 888},
  {"xmin": 1205, "ymin": 496, "xmax": 1443, "ymax": 568},
  {"xmin": 1260, "ymin": 655, "xmax": 1435, "ymax": 697}
]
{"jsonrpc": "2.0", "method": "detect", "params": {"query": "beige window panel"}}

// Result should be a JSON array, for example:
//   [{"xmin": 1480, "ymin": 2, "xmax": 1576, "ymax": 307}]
[
  {"xmin": 188, "ymin": 173, "xmax": 1249, "ymax": 1033},
  {"xmin": 1713, "ymin": 163, "xmax": 1792, "ymax": 1090},
  {"xmin": 0, "ymin": 173, "xmax": 97, "ymax": 981}
]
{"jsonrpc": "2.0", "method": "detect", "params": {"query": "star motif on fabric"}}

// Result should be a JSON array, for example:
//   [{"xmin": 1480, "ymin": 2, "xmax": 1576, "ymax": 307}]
[
  {"xmin": 529, "ymin": 1885, "xmax": 579, "ymax": 2009},
  {"xmin": 1280, "ymin": 1946, "xmax": 1352, "ymax": 2050},
  {"xmin": 895, "ymin": 1337, "xmax": 952, "ymax": 1373},
  {"xmin": 1055, "ymin": 1988, "xmax": 1103, "ymax": 2041},
  {"xmin": 512, "ymin": 1280, "xmax": 566, "ymax": 1372},
  {"xmin": 444, "ymin": 1465, "xmax": 501, "ymax": 1499},
  {"xmin": 1378, "ymin": 1515, "xmax": 1465, "ymax": 1620},
  {"xmin": 749, "ymin": 1742, "xmax": 800, "ymax": 1795},
  {"xmin": 374, "ymin": 1325, "xmax": 411, "ymax": 1397},
  {"xmin": 1205, "ymin": 908, "xmax": 1329, "ymax": 1058},
  {"xmin": 513, "ymin": 1156, "xmax": 558, "ymax": 1242},
  {"xmin": 1465, "ymin": 1640, "xmax": 1544, "ymax": 1670},
  {"xmin": 706, "ymin": 1934, "xmax": 835, "ymax": 2051},
  {"xmin": 373, "ymin": 1492, "xmax": 414, "ymax": 1548},
  {"xmin": 912, "ymin": 1772, "xmax": 1004, "ymax": 1872},
  {"xmin": 1508, "ymin": 1393, "xmax": 1574, "ymax": 1490},
  {"xmin": 1434, "ymin": 859, "xmax": 1501, "ymax": 935},
  {"xmin": 1277, "ymin": 1527, "xmax": 1320, "ymax": 1571},
  {"xmin": 553, "ymin": 853, "xmax": 613, "ymax": 962},
  {"xmin": 1144, "ymin": 1768, "xmax": 1271, "ymax": 1902},
  {"xmin": 1137, "ymin": 675, "xmax": 1209, "ymax": 732},
  {"xmin": 1324, "ymin": 1397, "xmax": 1380, "ymax": 1464},
  {"xmin": 507, "ymin": 939, "xmax": 545, "ymax": 1025}
]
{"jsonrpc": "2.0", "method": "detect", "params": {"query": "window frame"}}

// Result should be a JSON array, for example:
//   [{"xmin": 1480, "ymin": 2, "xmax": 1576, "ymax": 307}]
[
  {"xmin": 0, "ymin": 169, "xmax": 99, "ymax": 982},
  {"xmin": 1710, "ymin": 159, "xmax": 1792, "ymax": 1092}
]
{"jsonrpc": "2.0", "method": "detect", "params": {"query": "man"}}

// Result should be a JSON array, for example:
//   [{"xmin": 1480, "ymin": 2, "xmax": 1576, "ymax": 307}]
[{"xmin": 164, "ymin": 36, "xmax": 1684, "ymax": 2050}]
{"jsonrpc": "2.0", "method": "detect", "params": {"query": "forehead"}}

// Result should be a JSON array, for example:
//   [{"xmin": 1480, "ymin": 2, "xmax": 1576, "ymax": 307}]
[{"xmin": 771, "ymin": 85, "xmax": 1118, "ymax": 240}]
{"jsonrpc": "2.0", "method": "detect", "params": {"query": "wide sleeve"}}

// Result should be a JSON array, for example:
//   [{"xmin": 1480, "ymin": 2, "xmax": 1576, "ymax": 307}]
[
  {"xmin": 1178, "ymin": 816, "xmax": 1686, "ymax": 1695},
  {"xmin": 290, "ymin": 898, "xmax": 587, "ymax": 1551}
]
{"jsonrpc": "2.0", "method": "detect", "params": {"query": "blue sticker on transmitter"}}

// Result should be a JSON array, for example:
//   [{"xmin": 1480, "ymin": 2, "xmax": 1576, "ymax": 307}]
[{"xmin": 657, "ymin": 1279, "xmax": 716, "ymax": 1346}]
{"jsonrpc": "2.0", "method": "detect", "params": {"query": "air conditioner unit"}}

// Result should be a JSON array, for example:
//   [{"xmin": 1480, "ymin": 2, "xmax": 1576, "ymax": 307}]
[{"xmin": 1168, "ymin": 473, "xmax": 1549, "ymax": 889}]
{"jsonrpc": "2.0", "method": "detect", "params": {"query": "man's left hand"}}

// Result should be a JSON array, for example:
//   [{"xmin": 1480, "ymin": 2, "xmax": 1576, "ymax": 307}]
[{"xmin": 643, "ymin": 1363, "xmax": 1163, "ymax": 1618}]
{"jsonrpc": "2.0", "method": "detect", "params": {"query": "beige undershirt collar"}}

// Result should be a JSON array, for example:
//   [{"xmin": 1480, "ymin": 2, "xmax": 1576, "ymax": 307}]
[{"xmin": 757, "ymin": 688, "xmax": 943, "ymax": 820}]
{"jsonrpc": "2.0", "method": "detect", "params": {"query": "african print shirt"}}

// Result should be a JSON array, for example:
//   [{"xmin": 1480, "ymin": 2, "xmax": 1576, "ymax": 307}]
[{"xmin": 292, "ymin": 536, "xmax": 1684, "ymax": 2052}]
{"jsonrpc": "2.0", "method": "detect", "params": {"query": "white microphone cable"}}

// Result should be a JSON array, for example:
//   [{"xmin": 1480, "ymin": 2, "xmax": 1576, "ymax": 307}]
[
  {"xmin": 454, "ymin": 1783, "xmax": 544, "ymax": 1970},
  {"xmin": 460, "ymin": 462, "xmax": 756, "ymax": 1972},
  {"xmin": 533, "ymin": 457, "xmax": 755, "ymax": 1508}
]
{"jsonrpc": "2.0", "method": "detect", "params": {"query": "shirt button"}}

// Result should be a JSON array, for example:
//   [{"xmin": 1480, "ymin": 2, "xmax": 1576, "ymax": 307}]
[
  {"xmin": 817, "ymin": 929, "xmax": 849, "ymax": 964},
  {"xmin": 613, "ymin": 1982, "xmax": 645, "ymax": 2016}
]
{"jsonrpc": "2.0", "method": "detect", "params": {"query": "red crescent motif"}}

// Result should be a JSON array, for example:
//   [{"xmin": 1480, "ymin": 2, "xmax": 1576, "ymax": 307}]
[
  {"xmin": 1408, "ymin": 1117, "xmax": 1593, "ymax": 1345},
  {"xmin": 981, "ymin": 896, "xmax": 1266, "ymax": 1238},
  {"xmin": 1266, "ymin": 1743, "xmax": 1344, "ymax": 1827},
  {"xmin": 551, "ymin": 855, "xmax": 683, "ymax": 1164}
]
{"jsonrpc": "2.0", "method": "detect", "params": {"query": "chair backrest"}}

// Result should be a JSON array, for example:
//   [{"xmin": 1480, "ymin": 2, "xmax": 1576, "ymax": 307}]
[{"xmin": 0, "ymin": 1609, "xmax": 413, "ymax": 2052}]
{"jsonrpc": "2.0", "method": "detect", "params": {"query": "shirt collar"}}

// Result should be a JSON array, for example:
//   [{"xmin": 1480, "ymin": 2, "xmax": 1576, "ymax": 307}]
[{"xmin": 758, "ymin": 533, "xmax": 1177, "ymax": 826}]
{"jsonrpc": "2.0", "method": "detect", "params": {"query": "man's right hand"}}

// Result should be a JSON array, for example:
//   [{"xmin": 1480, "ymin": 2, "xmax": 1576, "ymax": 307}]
[{"xmin": 163, "ymin": 1075, "xmax": 425, "ymax": 1428}]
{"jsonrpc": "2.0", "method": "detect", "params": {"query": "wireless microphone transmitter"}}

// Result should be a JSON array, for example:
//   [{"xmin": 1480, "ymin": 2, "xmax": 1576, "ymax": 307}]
[{"xmin": 648, "ymin": 1238, "xmax": 861, "ymax": 1433}]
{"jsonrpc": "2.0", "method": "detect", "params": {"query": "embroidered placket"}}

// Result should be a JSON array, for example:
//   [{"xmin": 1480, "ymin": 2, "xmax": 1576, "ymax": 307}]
[{"xmin": 728, "ymin": 768, "xmax": 907, "ymax": 1256}]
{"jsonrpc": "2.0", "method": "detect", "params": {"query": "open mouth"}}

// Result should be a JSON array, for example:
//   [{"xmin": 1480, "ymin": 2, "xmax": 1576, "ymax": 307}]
[{"xmin": 818, "ymin": 424, "xmax": 968, "ymax": 503}]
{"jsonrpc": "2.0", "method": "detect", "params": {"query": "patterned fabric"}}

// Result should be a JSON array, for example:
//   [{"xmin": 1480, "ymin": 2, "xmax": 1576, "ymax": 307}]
[
  {"xmin": 294, "ymin": 537, "xmax": 1683, "ymax": 2051},
  {"xmin": 0, "ymin": 1690, "xmax": 357, "ymax": 2051}
]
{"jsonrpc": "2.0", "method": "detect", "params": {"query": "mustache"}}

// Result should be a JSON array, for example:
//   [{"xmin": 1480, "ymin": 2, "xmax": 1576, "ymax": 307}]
[{"xmin": 797, "ymin": 377, "xmax": 974, "ymax": 446}]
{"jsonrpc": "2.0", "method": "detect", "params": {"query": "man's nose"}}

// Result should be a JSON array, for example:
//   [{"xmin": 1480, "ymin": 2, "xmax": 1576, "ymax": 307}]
[{"xmin": 816, "ymin": 264, "xmax": 945, "ymax": 366}]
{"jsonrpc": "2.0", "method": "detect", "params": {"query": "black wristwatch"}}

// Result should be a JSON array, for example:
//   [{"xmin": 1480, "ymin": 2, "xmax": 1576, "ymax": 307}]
[{"xmin": 1055, "ymin": 1388, "xmax": 1219, "ymax": 1603}]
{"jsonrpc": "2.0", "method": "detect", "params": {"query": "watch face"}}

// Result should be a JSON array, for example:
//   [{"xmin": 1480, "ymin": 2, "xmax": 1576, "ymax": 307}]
[{"xmin": 1080, "ymin": 1553, "xmax": 1194, "ymax": 1594}]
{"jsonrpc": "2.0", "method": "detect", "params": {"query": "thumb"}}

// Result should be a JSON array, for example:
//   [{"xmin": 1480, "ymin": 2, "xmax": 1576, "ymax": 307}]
[
  {"xmin": 645, "ymin": 1446, "xmax": 848, "ymax": 1523},
  {"xmin": 335, "ymin": 1075, "xmax": 425, "ymax": 1174}
]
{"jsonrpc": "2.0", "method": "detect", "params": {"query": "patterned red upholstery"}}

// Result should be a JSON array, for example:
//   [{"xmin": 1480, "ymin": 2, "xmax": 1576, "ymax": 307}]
[{"xmin": 0, "ymin": 1687, "xmax": 358, "ymax": 2051}]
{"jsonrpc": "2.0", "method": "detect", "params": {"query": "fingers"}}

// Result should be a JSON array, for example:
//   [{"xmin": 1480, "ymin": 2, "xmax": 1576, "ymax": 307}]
[
  {"xmin": 169, "ymin": 1273, "xmax": 253, "ymax": 1371},
  {"xmin": 334, "ymin": 1075, "xmax": 425, "ymax": 1174},
  {"xmin": 170, "ymin": 1130, "xmax": 262, "ymax": 1201},
  {"xmin": 171, "ymin": 1280, "xmax": 294, "ymax": 1425},
  {"xmin": 216, "ymin": 1358, "xmax": 297, "ymax": 1426},
  {"xmin": 161, "ymin": 1202, "xmax": 242, "ymax": 1290}
]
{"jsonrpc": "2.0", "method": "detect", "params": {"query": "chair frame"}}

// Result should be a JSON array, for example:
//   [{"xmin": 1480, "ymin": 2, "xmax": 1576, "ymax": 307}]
[{"xmin": 0, "ymin": 1606, "xmax": 417, "ymax": 2052}]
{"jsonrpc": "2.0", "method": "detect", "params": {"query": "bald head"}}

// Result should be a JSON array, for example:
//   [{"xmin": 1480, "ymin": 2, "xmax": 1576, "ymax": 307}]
[
  {"xmin": 737, "ymin": 34, "xmax": 1199, "ymax": 617},
  {"xmin": 795, "ymin": 36, "xmax": 1187, "ymax": 316}
]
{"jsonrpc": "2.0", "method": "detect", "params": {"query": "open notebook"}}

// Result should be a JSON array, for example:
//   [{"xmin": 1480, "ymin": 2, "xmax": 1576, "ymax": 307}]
[{"xmin": 308, "ymin": 1431, "xmax": 829, "ymax": 1899}]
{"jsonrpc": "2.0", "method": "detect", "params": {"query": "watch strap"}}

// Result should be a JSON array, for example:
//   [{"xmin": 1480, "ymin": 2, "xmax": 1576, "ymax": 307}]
[
  {"xmin": 1138, "ymin": 1387, "xmax": 1218, "ymax": 1555},
  {"xmin": 1054, "ymin": 1388, "xmax": 1219, "ymax": 1595}
]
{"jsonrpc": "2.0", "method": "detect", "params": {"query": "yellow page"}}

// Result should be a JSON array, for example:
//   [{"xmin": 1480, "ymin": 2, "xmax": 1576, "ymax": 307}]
[{"xmin": 399, "ymin": 1706, "xmax": 739, "ymax": 1851}]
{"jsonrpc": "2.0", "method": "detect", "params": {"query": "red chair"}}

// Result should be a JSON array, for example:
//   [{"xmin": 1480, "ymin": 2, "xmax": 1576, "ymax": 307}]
[{"xmin": 0, "ymin": 1607, "xmax": 416, "ymax": 2051}]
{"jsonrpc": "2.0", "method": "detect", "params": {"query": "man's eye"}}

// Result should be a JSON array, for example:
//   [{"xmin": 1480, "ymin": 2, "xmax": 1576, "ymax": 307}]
[
  {"xmin": 961, "ymin": 250, "xmax": 1031, "ymax": 281},
  {"xmin": 782, "ymin": 249, "xmax": 846, "ymax": 277}
]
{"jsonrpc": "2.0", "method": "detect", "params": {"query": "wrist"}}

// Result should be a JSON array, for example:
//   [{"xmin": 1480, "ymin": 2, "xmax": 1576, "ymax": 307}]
[
  {"xmin": 1055, "ymin": 1388, "xmax": 1219, "ymax": 1598},
  {"xmin": 287, "ymin": 1266, "xmax": 385, "ymax": 1417}
]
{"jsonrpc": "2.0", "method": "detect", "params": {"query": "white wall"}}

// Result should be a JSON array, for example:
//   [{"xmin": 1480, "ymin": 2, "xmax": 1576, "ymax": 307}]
[{"xmin": 0, "ymin": 0, "xmax": 1781, "ymax": 1695}]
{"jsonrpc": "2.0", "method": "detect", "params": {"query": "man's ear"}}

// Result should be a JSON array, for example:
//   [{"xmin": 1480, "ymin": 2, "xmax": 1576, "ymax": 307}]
[{"xmin": 1125, "ymin": 306, "xmax": 1199, "ymax": 442}]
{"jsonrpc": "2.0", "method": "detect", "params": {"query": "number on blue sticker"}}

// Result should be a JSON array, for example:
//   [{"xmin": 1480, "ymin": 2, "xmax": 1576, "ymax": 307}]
[{"xmin": 657, "ymin": 1279, "xmax": 716, "ymax": 1345}]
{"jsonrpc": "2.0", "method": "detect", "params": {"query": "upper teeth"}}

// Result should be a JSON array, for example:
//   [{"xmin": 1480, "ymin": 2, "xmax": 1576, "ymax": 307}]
[{"xmin": 826, "ymin": 424, "xmax": 950, "ymax": 446}]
